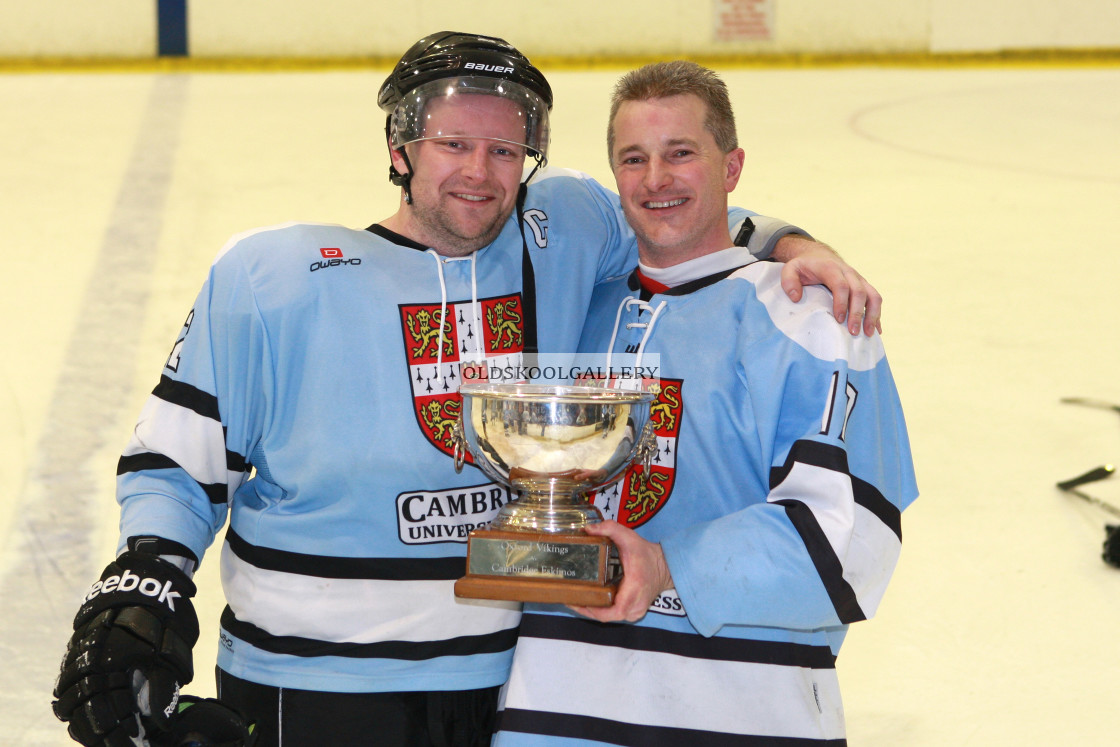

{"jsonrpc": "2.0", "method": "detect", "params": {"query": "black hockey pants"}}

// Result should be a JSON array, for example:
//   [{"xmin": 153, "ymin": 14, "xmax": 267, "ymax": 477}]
[{"xmin": 216, "ymin": 668, "xmax": 500, "ymax": 746}]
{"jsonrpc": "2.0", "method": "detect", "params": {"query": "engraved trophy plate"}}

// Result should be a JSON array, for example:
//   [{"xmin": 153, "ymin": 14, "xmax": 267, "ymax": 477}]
[
  {"xmin": 453, "ymin": 383, "xmax": 653, "ymax": 606},
  {"xmin": 468, "ymin": 534, "xmax": 604, "ymax": 580}
]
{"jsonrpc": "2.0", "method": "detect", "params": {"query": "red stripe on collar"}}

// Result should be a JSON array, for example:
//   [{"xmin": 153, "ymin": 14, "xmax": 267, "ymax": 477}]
[{"xmin": 635, "ymin": 269, "xmax": 671, "ymax": 295}]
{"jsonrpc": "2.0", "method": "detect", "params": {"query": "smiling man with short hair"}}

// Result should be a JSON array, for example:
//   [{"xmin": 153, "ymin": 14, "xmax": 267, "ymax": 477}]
[{"xmin": 494, "ymin": 60, "xmax": 918, "ymax": 747}]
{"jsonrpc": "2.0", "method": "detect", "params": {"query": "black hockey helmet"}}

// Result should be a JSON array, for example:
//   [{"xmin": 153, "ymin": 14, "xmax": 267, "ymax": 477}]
[{"xmin": 378, "ymin": 31, "xmax": 553, "ymax": 166}]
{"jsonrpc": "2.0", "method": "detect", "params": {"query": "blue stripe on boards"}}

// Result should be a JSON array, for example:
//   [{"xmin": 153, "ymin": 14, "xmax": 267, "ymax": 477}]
[{"xmin": 157, "ymin": 0, "xmax": 188, "ymax": 56}]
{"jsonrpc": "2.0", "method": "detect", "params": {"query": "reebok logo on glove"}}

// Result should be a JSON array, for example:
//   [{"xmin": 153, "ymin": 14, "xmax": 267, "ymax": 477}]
[
  {"xmin": 163, "ymin": 684, "xmax": 181, "ymax": 719},
  {"xmin": 84, "ymin": 569, "xmax": 183, "ymax": 611}
]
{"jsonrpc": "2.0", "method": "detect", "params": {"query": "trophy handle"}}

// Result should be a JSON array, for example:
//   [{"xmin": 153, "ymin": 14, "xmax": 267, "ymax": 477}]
[
  {"xmin": 634, "ymin": 419, "xmax": 657, "ymax": 483},
  {"xmin": 452, "ymin": 412, "xmax": 467, "ymax": 473}
]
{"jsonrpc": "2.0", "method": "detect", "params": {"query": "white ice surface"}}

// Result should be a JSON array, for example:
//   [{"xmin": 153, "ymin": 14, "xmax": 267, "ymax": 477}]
[{"xmin": 1, "ymin": 65, "xmax": 1119, "ymax": 745}]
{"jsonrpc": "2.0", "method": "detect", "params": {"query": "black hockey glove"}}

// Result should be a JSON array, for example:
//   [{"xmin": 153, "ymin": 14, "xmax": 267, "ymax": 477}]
[
  {"xmin": 53, "ymin": 551, "xmax": 199, "ymax": 746},
  {"xmin": 152, "ymin": 696, "xmax": 258, "ymax": 747}
]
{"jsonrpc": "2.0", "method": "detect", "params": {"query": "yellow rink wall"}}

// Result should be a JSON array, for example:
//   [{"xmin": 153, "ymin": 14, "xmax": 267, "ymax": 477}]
[{"xmin": 1, "ymin": 0, "xmax": 1119, "ymax": 68}]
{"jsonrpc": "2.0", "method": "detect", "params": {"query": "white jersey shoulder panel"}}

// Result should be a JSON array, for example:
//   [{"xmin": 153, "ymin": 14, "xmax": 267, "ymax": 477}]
[{"xmin": 734, "ymin": 262, "xmax": 885, "ymax": 372}]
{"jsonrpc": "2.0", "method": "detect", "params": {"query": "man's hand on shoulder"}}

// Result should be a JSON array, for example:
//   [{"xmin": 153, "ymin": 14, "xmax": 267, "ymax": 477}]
[{"xmin": 772, "ymin": 235, "xmax": 883, "ymax": 337}]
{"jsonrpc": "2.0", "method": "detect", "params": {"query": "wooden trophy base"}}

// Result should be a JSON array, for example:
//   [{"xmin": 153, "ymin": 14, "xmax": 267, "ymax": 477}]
[{"xmin": 454, "ymin": 529, "xmax": 621, "ymax": 607}]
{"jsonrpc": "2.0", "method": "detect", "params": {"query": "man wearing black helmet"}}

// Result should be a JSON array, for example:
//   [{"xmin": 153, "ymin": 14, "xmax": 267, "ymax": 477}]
[
  {"xmin": 51, "ymin": 31, "xmax": 881, "ymax": 747},
  {"xmin": 377, "ymin": 32, "xmax": 880, "ymax": 334}
]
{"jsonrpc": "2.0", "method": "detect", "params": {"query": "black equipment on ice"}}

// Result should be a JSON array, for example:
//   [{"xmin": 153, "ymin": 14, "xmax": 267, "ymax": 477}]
[
  {"xmin": 1056, "ymin": 397, "xmax": 1120, "ymax": 567},
  {"xmin": 1056, "ymin": 464, "xmax": 1120, "ymax": 567}
]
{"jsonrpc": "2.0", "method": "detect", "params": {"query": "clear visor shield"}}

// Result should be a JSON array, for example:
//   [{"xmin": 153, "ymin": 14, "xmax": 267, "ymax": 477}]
[{"xmin": 389, "ymin": 76, "xmax": 551, "ymax": 164}]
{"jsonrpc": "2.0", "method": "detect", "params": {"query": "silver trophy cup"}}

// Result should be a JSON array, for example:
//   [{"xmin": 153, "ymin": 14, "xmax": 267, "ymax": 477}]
[{"xmin": 453, "ymin": 382, "xmax": 655, "ymax": 605}]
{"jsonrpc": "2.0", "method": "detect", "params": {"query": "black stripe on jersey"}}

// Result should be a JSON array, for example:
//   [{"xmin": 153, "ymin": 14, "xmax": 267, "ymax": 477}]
[
  {"xmin": 151, "ymin": 375, "xmax": 250, "ymax": 471},
  {"xmin": 769, "ymin": 439, "xmax": 847, "ymax": 485},
  {"xmin": 116, "ymin": 453, "xmax": 228, "ymax": 504},
  {"xmin": 769, "ymin": 440, "xmax": 894, "ymax": 624},
  {"xmin": 769, "ymin": 440, "xmax": 901, "ymax": 540},
  {"xmin": 225, "ymin": 440, "xmax": 248, "ymax": 474},
  {"xmin": 153, "ymin": 374, "xmax": 221, "ymax": 421},
  {"xmin": 220, "ymin": 606, "xmax": 518, "ymax": 660},
  {"xmin": 155, "ymin": 376, "xmax": 249, "ymax": 473},
  {"xmin": 853, "ymin": 474, "xmax": 901, "ymax": 540},
  {"xmin": 498, "ymin": 709, "xmax": 847, "ymax": 747},
  {"xmin": 117, "ymin": 375, "xmax": 248, "ymax": 502},
  {"xmin": 776, "ymin": 500, "xmax": 866, "ymax": 624},
  {"xmin": 226, "ymin": 528, "xmax": 466, "ymax": 581},
  {"xmin": 519, "ymin": 613, "xmax": 836, "ymax": 669}
]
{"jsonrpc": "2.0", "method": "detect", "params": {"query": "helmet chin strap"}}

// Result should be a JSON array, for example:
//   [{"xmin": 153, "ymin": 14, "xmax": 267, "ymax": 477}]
[
  {"xmin": 386, "ymin": 119, "xmax": 415, "ymax": 204},
  {"xmin": 390, "ymin": 151, "xmax": 415, "ymax": 205},
  {"xmin": 523, "ymin": 153, "xmax": 544, "ymax": 187}
]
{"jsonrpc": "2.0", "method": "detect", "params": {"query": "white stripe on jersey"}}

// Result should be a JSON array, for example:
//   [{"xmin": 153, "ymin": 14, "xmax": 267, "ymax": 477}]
[
  {"xmin": 768, "ymin": 460, "xmax": 855, "ymax": 555},
  {"xmin": 502, "ymin": 633, "xmax": 845, "ymax": 740},
  {"xmin": 769, "ymin": 460, "xmax": 901, "ymax": 614},
  {"xmin": 742, "ymin": 263, "xmax": 885, "ymax": 372},
  {"xmin": 124, "ymin": 393, "xmax": 230, "ymax": 487},
  {"xmin": 845, "ymin": 501, "xmax": 903, "ymax": 613},
  {"xmin": 220, "ymin": 542, "xmax": 520, "ymax": 644}
]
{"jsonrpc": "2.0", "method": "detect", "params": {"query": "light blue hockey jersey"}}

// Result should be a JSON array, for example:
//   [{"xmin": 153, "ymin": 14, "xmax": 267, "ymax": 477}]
[
  {"xmin": 495, "ymin": 248, "xmax": 918, "ymax": 745},
  {"xmin": 114, "ymin": 170, "xmax": 800, "ymax": 694}
]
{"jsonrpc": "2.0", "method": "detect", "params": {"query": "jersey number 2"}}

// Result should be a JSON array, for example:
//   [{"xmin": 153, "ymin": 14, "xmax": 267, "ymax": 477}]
[{"xmin": 165, "ymin": 309, "xmax": 195, "ymax": 373}]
